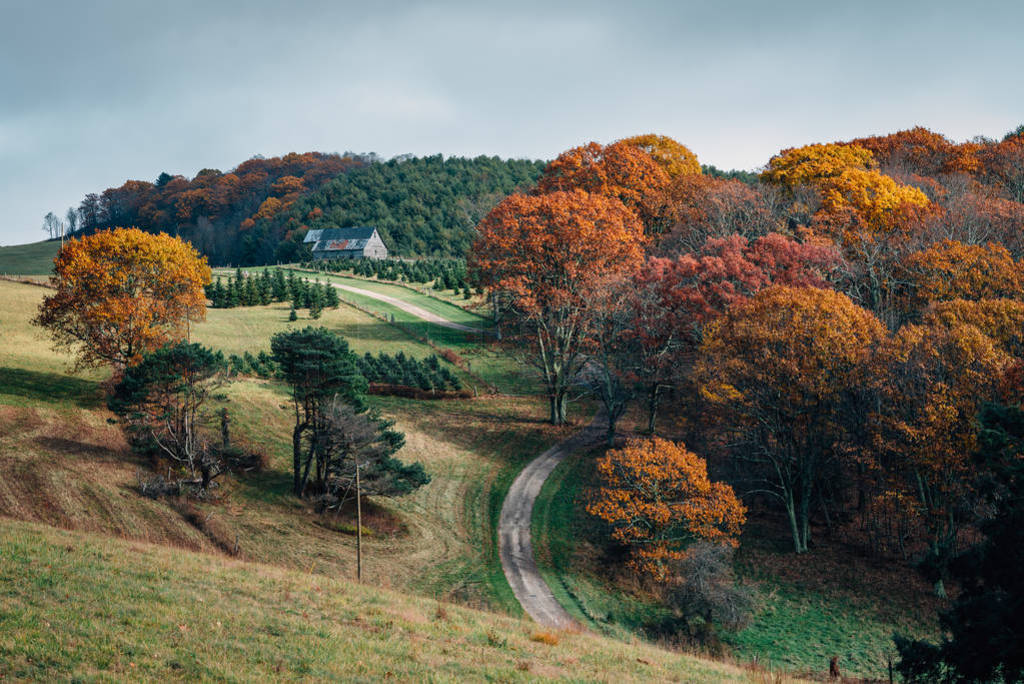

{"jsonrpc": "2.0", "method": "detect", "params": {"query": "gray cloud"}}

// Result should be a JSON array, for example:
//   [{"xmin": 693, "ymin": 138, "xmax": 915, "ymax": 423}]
[{"xmin": 2, "ymin": 0, "xmax": 1022, "ymax": 245}]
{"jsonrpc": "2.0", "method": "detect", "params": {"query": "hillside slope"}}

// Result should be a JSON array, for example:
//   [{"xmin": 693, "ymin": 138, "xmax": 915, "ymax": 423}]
[
  {"xmin": 0, "ymin": 240, "xmax": 59, "ymax": 275},
  {"xmin": 0, "ymin": 278, "xmax": 564, "ymax": 612},
  {"xmin": 0, "ymin": 519, "xmax": 762, "ymax": 682}
]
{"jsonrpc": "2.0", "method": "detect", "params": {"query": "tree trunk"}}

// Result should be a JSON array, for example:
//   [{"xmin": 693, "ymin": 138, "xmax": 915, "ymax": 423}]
[
  {"xmin": 646, "ymin": 384, "xmax": 661, "ymax": 434},
  {"xmin": 548, "ymin": 394, "xmax": 561, "ymax": 425},
  {"xmin": 292, "ymin": 424, "xmax": 303, "ymax": 496},
  {"xmin": 548, "ymin": 391, "xmax": 568, "ymax": 425},
  {"xmin": 785, "ymin": 494, "xmax": 806, "ymax": 553}
]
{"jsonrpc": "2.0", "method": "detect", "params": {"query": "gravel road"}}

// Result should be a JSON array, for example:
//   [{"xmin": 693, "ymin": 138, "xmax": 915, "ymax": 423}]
[{"xmin": 498, "ymin": 413, "xmax": 606, "ymax": 628}]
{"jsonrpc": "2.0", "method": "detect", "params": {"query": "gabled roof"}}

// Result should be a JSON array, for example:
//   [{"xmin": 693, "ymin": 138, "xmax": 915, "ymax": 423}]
[{"xmin": 304, "ymin": 226, "xmax": 377, "ymax": 244}]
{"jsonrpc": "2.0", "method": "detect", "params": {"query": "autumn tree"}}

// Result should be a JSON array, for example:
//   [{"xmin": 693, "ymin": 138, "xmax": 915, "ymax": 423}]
[
  {"xmin": 697, "ymin": 286, "xmax": 886, "ymax": 553},
  {"xmin": 470, "ymin": 190, "xmax": 645, "ymax": 424},
  {"xmin": 658, "ymin": 175, "xmax": 783, "ymax": 255},
  {"xmin": 871, "ymin": 323, "xmax": 1009, "ymax": 596},
  {"xmin": 629, "ymin": 234, "xmax": 839, "ymax": 433},
  {"xmin": 586, "ymin": 437, "xmax": 745, "ymax": 579},
  {"xmin": 901, "ymin": 239, "xmax": 1024, "ymax": 311},
  {"xmin": 847, "ymin": 127, "xmax": 981, "ymax": 177},
  {"xmin": 761, "ymin": 143, "xmax": 876, "ymax": 190},
  {"xmin": 923, "ymin": 299, "xmax": 1024, "ymax": 357},
  {"xmin": 34, "ymin": 228, "xmax": 211, "ymax": 370},
  {"xmin": 536, "ymin": 141, "xmax": 671, "ymax": 230},
  {"xmin": 979, "ymin": 132, "xmax": 1024, "ymax": 202},
  {"xmin": 618, "ymin": 134, "xmax": 701, "ymax": 179}
]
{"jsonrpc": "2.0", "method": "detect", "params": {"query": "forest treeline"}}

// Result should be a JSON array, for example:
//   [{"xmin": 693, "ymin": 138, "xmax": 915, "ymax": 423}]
[
  {"xmin": 472, "ymin": 127, "xmax": 1024, "ymax": 673},
  {"xmin": 69, "ymin": 153, "xmax": 543, "ymax": 265}
]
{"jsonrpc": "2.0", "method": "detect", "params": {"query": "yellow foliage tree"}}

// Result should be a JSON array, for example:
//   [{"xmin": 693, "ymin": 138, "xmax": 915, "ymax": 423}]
[
  {"xmin": 697, "ymin": 285, "xmax": 886, "ymax": 553},
  {"xmin": 618, "ymin": 134, "xmax": 701, "ymax": 178},
  {"xmin": 34, "ymin": 227, "xmax": 211, "ymax": 369},
  {"xmin": 761, "ymin": 143, "xmax": 876, "ymax": 189}
]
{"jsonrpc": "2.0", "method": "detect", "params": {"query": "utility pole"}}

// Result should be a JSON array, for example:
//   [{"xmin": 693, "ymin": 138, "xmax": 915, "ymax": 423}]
[{"xmin": 355, "ymin": 459, "xmax": 362, "ymax": 582}]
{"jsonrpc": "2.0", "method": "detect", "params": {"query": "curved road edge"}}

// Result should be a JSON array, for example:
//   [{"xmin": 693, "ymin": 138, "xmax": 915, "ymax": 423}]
[{"xmin": 498, "ymin": 412, "xmax": 606, "ymax": 629}]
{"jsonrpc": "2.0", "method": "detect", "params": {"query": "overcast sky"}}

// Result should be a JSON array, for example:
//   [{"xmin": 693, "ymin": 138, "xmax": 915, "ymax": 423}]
[{"xmin": 1, "ymin": 0, "xmax": 1022, "ymax": 245}]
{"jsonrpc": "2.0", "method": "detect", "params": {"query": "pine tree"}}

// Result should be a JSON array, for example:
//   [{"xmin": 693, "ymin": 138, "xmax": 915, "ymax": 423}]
[
  {"xmin": 324, "ymin": 283, "xmax": 340, "ymax": 308},
  {"xmin": 273, "ymin": 269, "xmax": 288, "ymax": 301}
]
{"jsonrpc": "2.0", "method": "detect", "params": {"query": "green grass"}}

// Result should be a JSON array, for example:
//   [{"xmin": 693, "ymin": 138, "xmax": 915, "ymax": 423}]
[
  {"xmin": 0, "ymin": 278, "xmax": 560, "ymax": 614},
  {"xmin": 0, "ymin": 240, "xmax": 60, "ymax": 275},
  {"xmin": 0, "ymin": 519, "xmax": 756, "ymax": 682},
  {"xmin": 0, "ymin": 280, "xmax": 105, "ymax": 409},
  {"xmin": 532, "ymin": 450, "xmax": 671, "ymax": 640},
  {"xmin": 532, "ymin": 449, "xmax": 940, "ymax": 680},
  {"xmin": 221, "ymin": 268, "xmax": 535, "ymax": 395}
]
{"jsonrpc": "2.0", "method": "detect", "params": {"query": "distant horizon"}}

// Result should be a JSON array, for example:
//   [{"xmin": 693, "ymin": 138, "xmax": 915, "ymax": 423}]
[{"xmin": 3, "ymin": 0, "xmax": 1022, "ymax": 245}]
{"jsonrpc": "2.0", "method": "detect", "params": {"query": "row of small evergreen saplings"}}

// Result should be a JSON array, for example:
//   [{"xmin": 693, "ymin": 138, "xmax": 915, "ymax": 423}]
[
  {"xmin": 304, "ymin": 257, "xmax": 484, "ymax": 298},
  {"xmin": 227, "ymin": 350, "xmax": 461, "ymax": 393},
  {"xmin": 206, "ymin": 268, "xmax": 340, "ymax": 318}
]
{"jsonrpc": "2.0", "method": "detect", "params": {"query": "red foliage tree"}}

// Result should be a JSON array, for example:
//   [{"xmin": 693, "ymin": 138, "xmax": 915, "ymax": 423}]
[{"xmin": 471, "ymin": 190, "xmax": 646, "ymax": 424}]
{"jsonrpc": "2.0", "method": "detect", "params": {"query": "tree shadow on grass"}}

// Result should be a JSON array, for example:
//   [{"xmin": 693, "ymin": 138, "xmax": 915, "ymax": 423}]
[{"xmin": 0, "ymin": 367, "xmax": 102, "ymax": 408}]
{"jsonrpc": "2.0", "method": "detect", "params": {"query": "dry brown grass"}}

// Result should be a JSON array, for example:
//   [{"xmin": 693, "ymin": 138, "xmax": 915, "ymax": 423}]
[{"xmin": 530, "ymin": 629, "xmax": 561, "ymax": 646}]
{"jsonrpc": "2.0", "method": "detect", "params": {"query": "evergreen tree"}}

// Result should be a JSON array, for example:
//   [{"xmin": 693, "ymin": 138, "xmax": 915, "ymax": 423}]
[{"xmin": 273, "ymin": 269, "xmax": 289, "ymax": 301}]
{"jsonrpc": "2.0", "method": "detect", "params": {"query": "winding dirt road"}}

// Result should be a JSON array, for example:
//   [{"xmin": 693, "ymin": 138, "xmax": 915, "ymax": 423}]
[
  {"xmin": 329, "ymin": 282, "xmax": 482, "ymax": 333},
  {"xmin": 498, "ymin": 413, "xmax": 607, "ymax": 629}
]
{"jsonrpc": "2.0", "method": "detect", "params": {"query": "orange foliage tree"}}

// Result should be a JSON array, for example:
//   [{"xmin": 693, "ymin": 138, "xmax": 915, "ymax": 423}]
[
  {"xmin": 901, "ymin": 239, "xmax": 1024, "ymax": 310},
  {"xmin": 470, "ymin": 190, "xmax": 645, "ymax": 424},
  {"xmin": 848, "ymin": 127, "xmax": 981, "ymax": 176},
  {"xmin": 586, "ymin": 437, "xmax": 745, "ymax": 579},
  {"xmin": 697, "ymin": 286, "xmax": 886, "ymax": 553},
  {"xmin": 34, "ymin": 228, "xmax": 211, "ymax": 370},
  {"xmin": 536, "ymin": 141, "xmax": 671, "ymax": 230},
  {"xmin": 871, "ymin": 323, "xmax": 1009, "ymax": 594},
  {"xmin": 923, "ymin": 299, "xmax": 1024, "ymax": 356}
]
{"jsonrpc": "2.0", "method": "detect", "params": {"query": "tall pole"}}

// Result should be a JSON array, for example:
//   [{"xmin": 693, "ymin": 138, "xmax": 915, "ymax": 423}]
[{"xmin": 355, "ymin": 459, "xmax": 362, "ymax": 582}]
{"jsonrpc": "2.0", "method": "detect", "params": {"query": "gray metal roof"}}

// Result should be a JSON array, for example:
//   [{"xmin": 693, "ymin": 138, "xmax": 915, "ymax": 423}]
[{"xmin": 304, "ymin": 226, "xmax": 377, "ymax": 244}]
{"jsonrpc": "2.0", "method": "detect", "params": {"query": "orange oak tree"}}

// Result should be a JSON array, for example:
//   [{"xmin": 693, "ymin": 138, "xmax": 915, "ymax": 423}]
[
  {"xmin": 536, "ymin": 141, "xmax": 671, "ymax": 230},
  {"xmin": 923, "ymin": 299, "xmax": 1024, "ymax": 356},
  {"xmin": 901, "ymin": 239, "xmax": 1024, "ymax": 310},
  {"xmin": 586, "ymin": 437, "xmax": 745, "ymax": 579},
  {"xmin": 697, "ymin": 285, "xmax": 886, "ymax": 553},
  {"xmin": 470, "ymin": 190, "xmax": 645, "ymax": 424},
  {"xmin": 35, "ymin": 227, "xmax": 211, "ymax": 369},
  {"xmin": 871, "ymin": 323, "xmax": 1009, "ymax": 594}
]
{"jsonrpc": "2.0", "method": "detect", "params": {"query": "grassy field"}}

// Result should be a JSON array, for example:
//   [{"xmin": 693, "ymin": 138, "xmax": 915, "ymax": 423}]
[
  {"xmin": 0, "ymin": 519, "xmax": 766, "ymax": 682},
  {"xmin": 0, "ymin": 240, "xmax": 60, "ymax": 275},
  {"xmin": 532, "ymin": 449, "xmax": 941, "ymax": 681},
  {"xmin": 0, "ymin": 279, "xmax": 564, "ymax": 614},
  {"xmin": 221, "ymin": 267, "xmax": 536, "ymax": 395}
]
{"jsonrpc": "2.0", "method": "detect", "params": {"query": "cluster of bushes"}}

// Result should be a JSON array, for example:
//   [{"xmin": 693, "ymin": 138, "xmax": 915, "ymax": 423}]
[
  {"xmin": 207, "ymin": 268, "xmax": 339, "ymax": 318},
  {"xmin": 306, "ymin": 257, "xmax": 480, "ymax": 297},
  {"xmin": 357, "ymin": 352, "xmax": 462, "ymax": 392}
]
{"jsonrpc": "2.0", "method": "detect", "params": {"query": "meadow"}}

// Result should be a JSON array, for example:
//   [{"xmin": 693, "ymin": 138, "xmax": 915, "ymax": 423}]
[
  {"xmin": 0, "ymin": 278, "xmax": 572, "ymax": 614},
  {"xmin": 531, "ymin": 448, "xmax": 941, "ymax": 680},
  {"xmin": 0, "ymin": 518, "xmax": 764, "ymax": 682}
]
